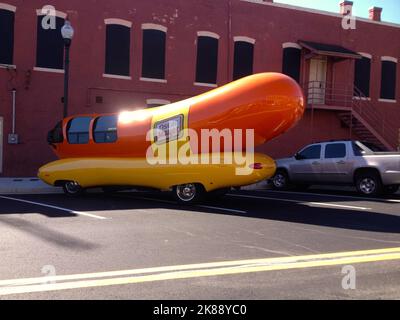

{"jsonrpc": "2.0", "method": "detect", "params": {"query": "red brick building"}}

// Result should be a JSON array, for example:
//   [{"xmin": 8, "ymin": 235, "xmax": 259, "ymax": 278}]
[{"xmin": 0, "ymin": 0, "xmax": 399, "ymax": 177}]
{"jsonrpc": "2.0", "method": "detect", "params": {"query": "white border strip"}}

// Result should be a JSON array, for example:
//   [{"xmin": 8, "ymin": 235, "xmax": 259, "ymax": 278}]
[
  {"xmin": 359, "ymin": 52, "xmax": 372, "ymax": 59},
  {"xmin": 140, "ymin": 77, "xmax": 167, "ymax": 83},
  {"xmin": 234, "ymin": 36, "xmax": 256, "ymax": 44},
  {"xmin": 378, "ymin": 99, "xmax": 397, "ymax": 103},
  {"xmin": 146, "ymin": 99, "xmax": 171, "ymax": 106},
  {"xmin": 103, "ymin": 74, "xmax": 132, "ymax": 80},
  {"xmin": 197, "ymin": 31, "xmax": 220, "ymax": 39},
  {"xmin": 142, "ymin": 23, "xmax": 167, "ymax": 33},
  {"xmin": 0, "ymin": 3, "xmax": 16, "ymax": 12},
  {"xmin": 104, "ymin": 18, "xmax": 132, "ymax": 28},
  {"xmin": 0, "ymin": 64, "xmax": 16, "ymax": 69},
  {"xmin": 381, "ymin": 56, "xmax": 398, "ymax": 63},
  {"xmin": 283, "ymin": 42, "xmax": 302, "ymax": 50},
  {"xmin": 194, "ymin": 82, "xmax": 218, "ymax": 88},
  {"xmin": 33, "ymin": 67, "xmax": 64, "ymax": 74},
  {"xmin": 36, "ymin": 8, "xmax": 67, "ymax": 19}
]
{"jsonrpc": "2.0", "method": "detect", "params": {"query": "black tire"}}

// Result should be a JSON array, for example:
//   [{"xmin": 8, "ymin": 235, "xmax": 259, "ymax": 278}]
[
  {"xmin": 173, "ymin": 183, "xmax": 205, "ymax": 204},
  {"xmin": 355, "ymin": 172, "xmax": 383, "ymax": 196},
  {"xmin": 383, "ymin": 185, "xmax": 399, "ymax": 195},
  {"xmin": 62, "ymin": 181, "xmax": 84, "ymax": 197},
  {"xmin": 272, "ymin": 169, "xmax": 290, "ymax": 190}
]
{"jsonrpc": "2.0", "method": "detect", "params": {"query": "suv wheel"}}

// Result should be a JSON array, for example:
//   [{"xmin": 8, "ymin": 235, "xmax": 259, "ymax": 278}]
[
  {"xmin": 272, "ymin": 170, "xmax": 290, "ymax": 190},
  {"xmin": 356, "ymin": 172, "xmax": 383, "ymax": 196}
]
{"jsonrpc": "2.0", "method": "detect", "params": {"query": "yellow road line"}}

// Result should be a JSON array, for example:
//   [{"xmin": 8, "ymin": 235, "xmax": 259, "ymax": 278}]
[{"xmin": 1, "ymin": 247, "xmax": 400, "ymax": 296}]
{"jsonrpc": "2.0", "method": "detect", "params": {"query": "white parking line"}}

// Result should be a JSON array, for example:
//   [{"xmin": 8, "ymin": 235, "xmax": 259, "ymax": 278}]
[
  {"xmin": 198, "ymin": 205, "xmax": 247, "ymax": 214},
  {"xmin": 0, "ymin": 196, "xmax": 108, "ymax": 220},
  {"xmin": 260, "ymin": 189, "xmax": 400, "ymax": 203},
  {"xmin": 227, "ymin": 194, "xmax": 371, "ymax": 211}
]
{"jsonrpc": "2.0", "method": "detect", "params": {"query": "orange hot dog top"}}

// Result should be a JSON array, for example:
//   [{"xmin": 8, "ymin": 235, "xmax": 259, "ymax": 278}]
[{"xmin": 49, "ymin": 73, "xmax": 305, "ymax": 159}]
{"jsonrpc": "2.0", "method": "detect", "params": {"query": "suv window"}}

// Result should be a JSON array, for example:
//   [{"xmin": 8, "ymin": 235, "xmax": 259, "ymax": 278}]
[
  {"xmin": 67, "ymin": 117, "xmax": 92, "ymax": 144},
  {"xmin": 93, "ymin": 115, "xmax": 118, "ymax": 143},
  {"xmin": 325, "ymin": 143, "xmax": 346, "ymax": 159},
  {"xmin": 298, "ymin": 145, "xmax": 321, "ymax": 160}
]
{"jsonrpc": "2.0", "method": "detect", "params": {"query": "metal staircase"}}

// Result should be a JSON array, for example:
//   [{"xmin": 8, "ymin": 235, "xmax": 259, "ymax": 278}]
[{"xmin": 304, "ymin": 81, "xmax": 399, "ymax": 151}]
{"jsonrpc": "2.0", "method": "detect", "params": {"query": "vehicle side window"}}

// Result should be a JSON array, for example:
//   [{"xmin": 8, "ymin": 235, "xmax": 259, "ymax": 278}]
[
  {"xmin": 298, "ymin": 145, "xmax": 321, "ymax": 160},
  {"xmin": 67, "ymin": 117, "xmax": 92, "ymax": 144},
  {"xmin": 325, "ymin": 143, "xmax": 346, "ymax": 159},
  {"xmin": 352, "ymin": 142, "xmax": 364, "ymax": 156},
  {"xmin": 93, "ymin": 115, "xmax": 118, "ymax": 143}
]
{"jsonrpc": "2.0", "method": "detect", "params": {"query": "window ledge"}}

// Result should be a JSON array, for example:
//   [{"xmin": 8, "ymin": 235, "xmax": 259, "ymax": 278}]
[
  {"xmin": 140, "ymin": 77, "xmax": 167, "ymax": 83},
  {"xmin": 0, "ymin": 64, "xmax": 16, "ymax": 70},
  {"xmin": 378, "ymin": 99, "xmax": 397, "ymax": 103},
  {"xmin": 103, "ymin": 74, "xmax": 132, "ymax": 80},
  {"xmin": 194, "ymin": 82, "xmax": 218, "ymax": 88},
  {"xmin": 34, "ymin": 67, "xmax": 64, "ymax": 74},
  {"xmin": 353, "ymin": 96, "xmax": 371, "ymax": 101}
]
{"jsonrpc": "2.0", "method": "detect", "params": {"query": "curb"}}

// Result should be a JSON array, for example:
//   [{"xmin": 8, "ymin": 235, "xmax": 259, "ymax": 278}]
[{"xmin": 0, "ymin": 178, "xmax": 62, "ymax": 195}]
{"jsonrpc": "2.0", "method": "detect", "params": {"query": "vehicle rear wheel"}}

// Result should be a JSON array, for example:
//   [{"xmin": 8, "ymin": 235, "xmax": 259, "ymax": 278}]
[
  {"xmin": 62, "ymin": 181, "xmax": 84, "ymax": 196},
  {"xmin": 384, "ymin": 185, "xmax": 399, "ymax": 195},
  {"xmin": 272, "ymin": 170, "xmax": 290, "ymax": 190},
  {"xmin": 355, "ymin": 172, "xmax": 383, "ymax": 196},
  {"xmin": 174, "ymin": 183, "xmax": 205, "ymax": 204}
]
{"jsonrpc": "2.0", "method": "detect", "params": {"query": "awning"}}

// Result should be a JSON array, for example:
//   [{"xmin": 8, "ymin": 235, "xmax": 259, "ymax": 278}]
[{"xmin": 298, "ymin": 40, "xmax": 362, "ymax": 60}]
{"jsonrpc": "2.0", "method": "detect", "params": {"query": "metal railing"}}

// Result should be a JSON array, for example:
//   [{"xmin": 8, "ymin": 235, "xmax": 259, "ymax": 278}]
[{"xmin": 303, "ymin": 81, "xmax": 399, "ymax": 150}]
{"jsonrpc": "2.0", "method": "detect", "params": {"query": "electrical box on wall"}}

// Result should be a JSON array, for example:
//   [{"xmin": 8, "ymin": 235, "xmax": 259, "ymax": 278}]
[{"xmin": 8, "ymin": 133, "xmax": 18, "ymax": 144}]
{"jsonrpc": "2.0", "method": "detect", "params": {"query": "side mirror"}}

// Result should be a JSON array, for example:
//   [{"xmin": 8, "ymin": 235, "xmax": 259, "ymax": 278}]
[{"xmin": 294, "ymin": 153, "xmax": 302, "ymax": 160}]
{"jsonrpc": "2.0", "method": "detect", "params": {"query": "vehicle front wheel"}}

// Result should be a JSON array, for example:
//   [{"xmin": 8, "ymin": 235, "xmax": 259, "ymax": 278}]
[
  {"xmin": 272, "ymin": 170, "xmax": 290, "ymax": 190},
  {"xmin": 62, "ymin": 181, "xmax": 84, "ymax": 196},
  {"xmin": 384, "ymin": 185, "xmax": 399, "ymax": 195},
  {"xmin": 174, "ymin": 183, "xmax": 205, "ymax": 204},
  {"xmin": 355, "ymin": 172, "xmax": 383, "ymax": 196}
]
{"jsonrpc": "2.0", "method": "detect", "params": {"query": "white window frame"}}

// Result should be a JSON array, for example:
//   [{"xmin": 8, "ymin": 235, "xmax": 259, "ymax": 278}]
[
  {"xmin": 197, "ymin": 31, "xmax": 220, "ymax": 39},
  {"xmin": 104, "ymin": 18, "xmax": 132, "ymax": 28},
  {"xmin": 142, "ymin": 23, "xmax": 167, "ymax": 33},
  {"xmin": 0, "ymin": 3, "xmax": 16, "ymax": 12},
  {"xmin": 234, "ymin": 36, "xmax": 256, "ymax": 45},
  {"xmin": 282, "ymin": 42, "xmax": 302, "ymax": 50}
]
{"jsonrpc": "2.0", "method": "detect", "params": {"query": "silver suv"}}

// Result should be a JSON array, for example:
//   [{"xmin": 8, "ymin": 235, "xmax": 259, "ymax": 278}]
[{"xmin": 271, "ymin": 140, "xmax": 400, "ymax": 196}]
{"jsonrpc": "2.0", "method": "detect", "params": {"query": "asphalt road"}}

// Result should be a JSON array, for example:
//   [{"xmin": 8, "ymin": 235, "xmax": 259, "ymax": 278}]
[{"xmin": 0, "ymin": 188, "xmax": 400, "ymax": 299}]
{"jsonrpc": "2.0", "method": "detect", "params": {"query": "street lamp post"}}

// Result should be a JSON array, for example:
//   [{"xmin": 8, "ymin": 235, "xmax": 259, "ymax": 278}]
[{"xmin": 61, "ymin": 20, "xmax": 74, "ymax": 118}]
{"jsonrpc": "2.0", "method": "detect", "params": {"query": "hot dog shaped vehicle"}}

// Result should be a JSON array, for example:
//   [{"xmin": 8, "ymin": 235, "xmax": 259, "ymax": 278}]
[{"xmin": 40, "ymin": 73, "xmax": 305, "ymax": 203}]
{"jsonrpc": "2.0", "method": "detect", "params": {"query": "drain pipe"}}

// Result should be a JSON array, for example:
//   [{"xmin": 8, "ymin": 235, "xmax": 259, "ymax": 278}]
[{"xmin": 11, "ymin": 88, "xmax": 16, "ymax": 134}]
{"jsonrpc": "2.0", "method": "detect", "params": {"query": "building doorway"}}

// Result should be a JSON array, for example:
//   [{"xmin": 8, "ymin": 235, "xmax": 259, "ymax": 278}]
[
  {"xmin": 308, "ymin": 57, "xmax": 327, "ymax": 105},
  {"xmin": 0, "ymin": 117, "xmax": 3, "ymax": 174}
]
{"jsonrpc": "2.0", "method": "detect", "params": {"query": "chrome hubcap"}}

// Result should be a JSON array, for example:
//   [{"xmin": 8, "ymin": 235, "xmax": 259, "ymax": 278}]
[
  {"xmin": 65, "ymin": 181, "xmax": 81, "ymax": 194},
  {"xmin": 359, "ymin": 178, "xmax": 376, "ymax": 194},
  {"xmin": 273, "ymin": 174, "xmax": 286, "ymax": 188},
  {"xmin": 176, "ymin": 184, "xmax": 196, "ymax": 202}
]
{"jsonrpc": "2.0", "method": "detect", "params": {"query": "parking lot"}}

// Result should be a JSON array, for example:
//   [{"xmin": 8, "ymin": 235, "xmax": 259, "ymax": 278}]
[{"xmin": 1, "ymin": 188, "xmax": 400, "ymax": 299}]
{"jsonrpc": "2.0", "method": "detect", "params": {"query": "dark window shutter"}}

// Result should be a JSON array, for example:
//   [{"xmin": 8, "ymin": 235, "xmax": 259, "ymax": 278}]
[
  {"xmin": 354, "ymin": 57, "xmax": 371, "ymax": 97},
  {"xmin": 195, "ymin": 36, "xmax": 219, "ymax": 84},
  {"xmin": 105, "ymin": 25, "xmax": 131, "ymax": 76},
  {"xmin": 142, "ymin": 29, "xmax": 166, "ymax": 79},
  {"xmin": 380, "ymin": 61, "xmax": 397, "ymax": 100},
  {"xmin": 233, "ymin": 41, "xmax": 254, "ymax": 80},
  {"xmin": 282, "ymin": 47, "xmax": 301, "ymax": 83},
  {"xmin": 36, "ymin": 15, "xmax": 65, "ymax": 69},
  {"xmin": 0, "ymin": 9, "xmax": 15, "ymax": 65}
]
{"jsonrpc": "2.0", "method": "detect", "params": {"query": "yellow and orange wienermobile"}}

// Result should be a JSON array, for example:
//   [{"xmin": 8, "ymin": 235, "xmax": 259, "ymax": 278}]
[{"xmin": 39, "ymin": 73, "xmax": 305, "ymax": 203}]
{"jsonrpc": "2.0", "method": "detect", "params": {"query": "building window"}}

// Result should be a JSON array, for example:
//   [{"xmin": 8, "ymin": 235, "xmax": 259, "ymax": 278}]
[
  {"xmin": 0, "ymin": 5, "xmax": 16, "ymax": 65},
  {"xmin": 354, "ymin": 54, "xmax": 371, "ymax": 97},
  {"xmin": 146, "ymin": 99, "xmax": 171, "ymax": 108},
  {"xmin": 141, "ymin": 24, "xmax": 167, "ymax": 80},
  {"xmin": 104, "ymin": 19, "xmax": 131, "ymax": 78},
  {"xmin": 67, "ymin": 117, "xmax": 92, "ymax": 144},
  {"xmin": 233, "ymin": 37, "xmax": 254, "ymax": 80},
  {"xmin": 36, "ymin": 11, "xmax": 66, "ymax": 70},
  {"xmin": 93, "ymin": 115, "xmax": 118, "ymax": 143},
  {"xmin": 282, "ymin": 43, "xmax": 301, "ymax": 83},
  {"xmin": 380, "ymin": 57, "xmax": 397, "ymax": 101},
  {"xmin": 195, "ymin": 32, "xmax": 219, "ymax": 85}
]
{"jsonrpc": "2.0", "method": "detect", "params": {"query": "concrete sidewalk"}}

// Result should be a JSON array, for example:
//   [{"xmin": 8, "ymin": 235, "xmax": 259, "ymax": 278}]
[{"xmin": 0, "ymin": 178, "xmax": 62, "ymax": 195}]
